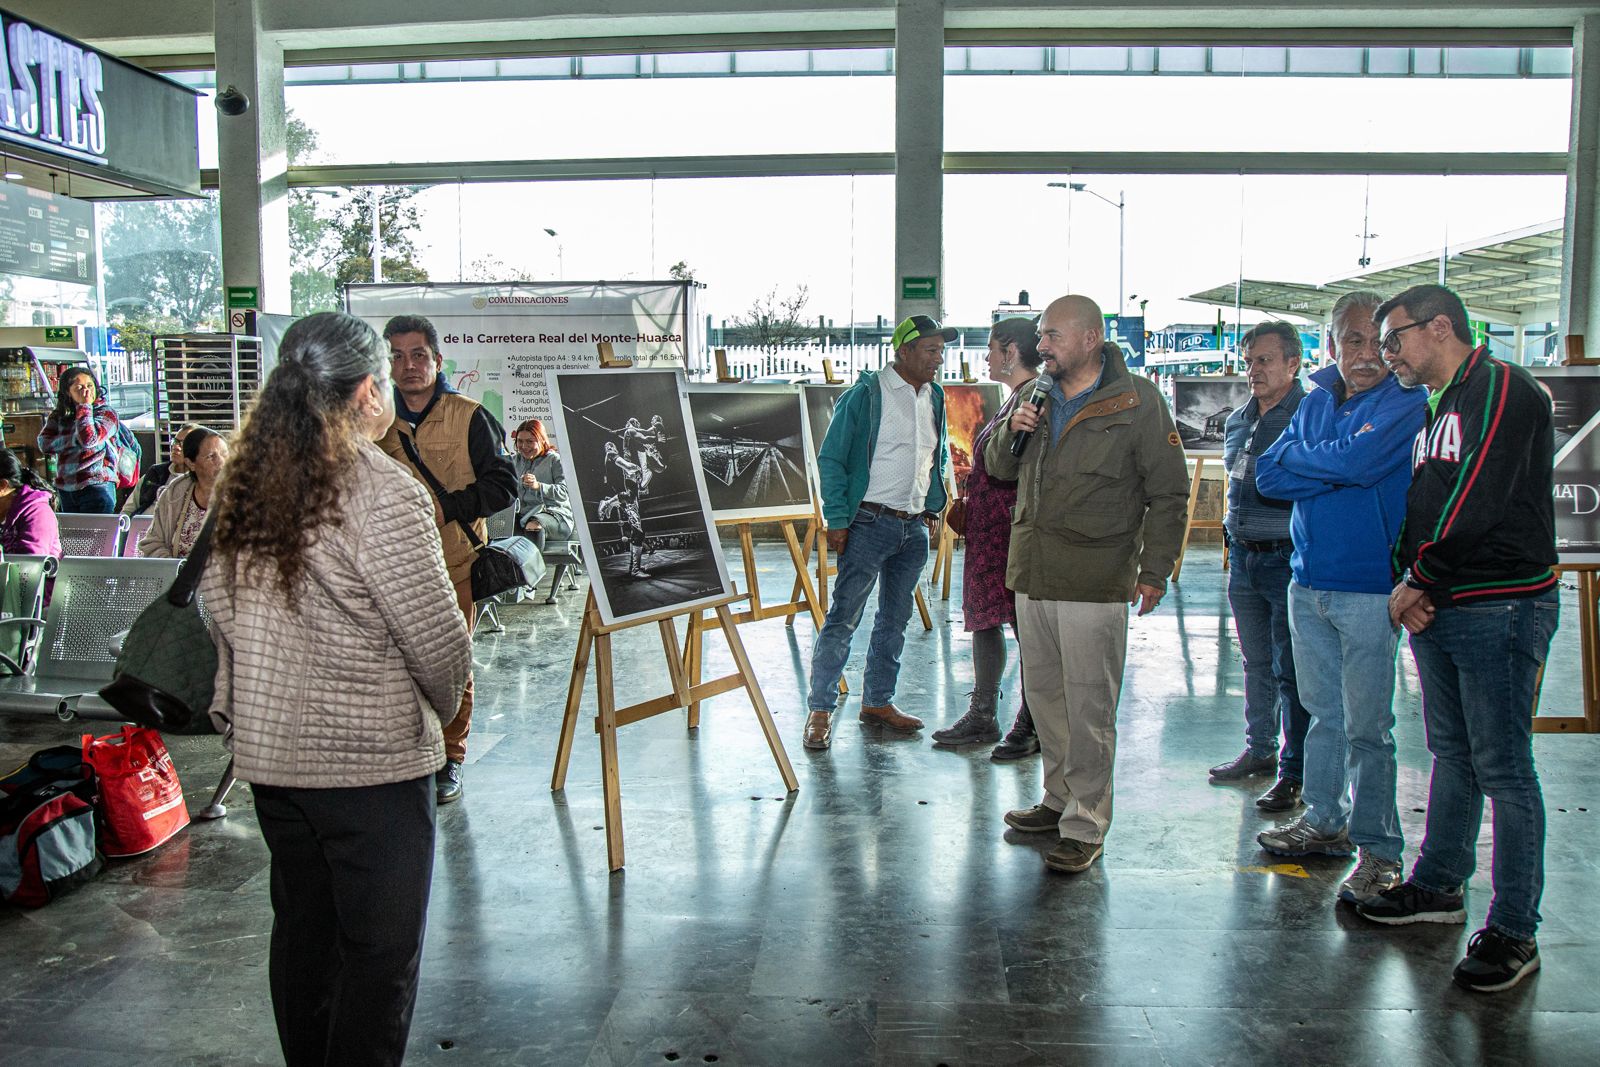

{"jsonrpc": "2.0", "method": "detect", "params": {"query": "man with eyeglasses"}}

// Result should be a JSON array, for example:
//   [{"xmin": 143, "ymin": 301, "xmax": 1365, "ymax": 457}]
[
  {"xmin": 1253, "ymin": 291, "xmax": 1427, "ymax": 908},
  {"xmin": 1353, "ymin": 283, "xmax": 1558, "ymax": 994},
  {"xmin": 378, "ymin": 314, "xmax": 517, "ymax": 805},
  {"xmin": 1206, "ymin": 322, "xmax": 1311, "ymax": 814},
  {"xmin": 984, "ymin": 295, "xmax": 1188, "ymax": 874}
]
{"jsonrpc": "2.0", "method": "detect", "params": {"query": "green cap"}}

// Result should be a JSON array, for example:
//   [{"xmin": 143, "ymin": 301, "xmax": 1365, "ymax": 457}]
[{"xmin": 890, "ymin": 315, "xmax": 958, "ymax": 350}]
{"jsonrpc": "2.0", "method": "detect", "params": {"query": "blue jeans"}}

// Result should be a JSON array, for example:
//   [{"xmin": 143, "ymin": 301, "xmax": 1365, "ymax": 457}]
[
  {"xmin": 1289, "ymin": 584, "xmax": 1403, "ymax": 860},
  {"xmin": 806, "ymin": 506, "xmax": 929, "ymax": 712},
  {"xmin": 1409, "ymin": 591, "xmax": 1558, "ymax": 941},
  {"xmin": 59, "ymin": 483, "xmax": 115, "ymax": 514},
  {"xmin": 1228, "ymin": 543, "xmax": 1310, "ymax": 779}
]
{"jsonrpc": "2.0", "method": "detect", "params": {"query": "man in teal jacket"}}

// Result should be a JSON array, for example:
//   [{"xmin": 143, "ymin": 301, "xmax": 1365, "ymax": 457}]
[{"xmin": 804, "ymin": 316, "xmax": 951, "ymax": 750}]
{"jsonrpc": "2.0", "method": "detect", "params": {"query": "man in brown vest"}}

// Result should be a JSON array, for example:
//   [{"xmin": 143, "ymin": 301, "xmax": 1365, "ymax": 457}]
[{"xmin": 379, "ymin": 315, "xmax": 517, "ymax": 804}]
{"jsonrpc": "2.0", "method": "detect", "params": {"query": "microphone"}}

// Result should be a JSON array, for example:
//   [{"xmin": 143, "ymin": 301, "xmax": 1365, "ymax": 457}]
[{"xmin": 1009, "ymin": 375, "xmax": 1052, "ymax": 457}]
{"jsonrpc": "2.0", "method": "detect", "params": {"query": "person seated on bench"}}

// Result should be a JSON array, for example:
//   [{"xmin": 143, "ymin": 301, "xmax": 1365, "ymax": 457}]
[
  {"xmin": 122, "ymin": 423, "xmax": 199, "ymax": 516},
  {"xmin": 511, "ymin": 418, "xmax": 573, "ymax": 551},
  {"xmin": 139, "ymin": 426, "xmax": 227, "ymax": 558},
  {"xmin": 0, "ymin": 447, "xmax": 61, "ymax": 559},
  {"xmin": 201, "ymin": 311, "xmax": 471, "ymax": 1067}
]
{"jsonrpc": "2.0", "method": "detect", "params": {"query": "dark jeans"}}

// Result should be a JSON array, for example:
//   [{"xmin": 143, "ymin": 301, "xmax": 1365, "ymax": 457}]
[
  {"xmin": 58, "ymin": 483, "xmax": 115, "ymax": 514},
  {"xmin": 1227, "ymin": 543, "xmax": 1310, "ymax": 779},
  {"xmin": 254, "ymin": 775, "xmax": 437, "ymax": 1067},
  {"xmin": 1409, "ymin": 591, "xmax": 1559, "ymax": 941}
]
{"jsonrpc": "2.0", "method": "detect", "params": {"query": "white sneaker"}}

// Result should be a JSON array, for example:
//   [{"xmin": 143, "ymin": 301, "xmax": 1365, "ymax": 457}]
[{"xmin": 1339, "ymin": 848, "xmax": 1403, "ymax": 905}]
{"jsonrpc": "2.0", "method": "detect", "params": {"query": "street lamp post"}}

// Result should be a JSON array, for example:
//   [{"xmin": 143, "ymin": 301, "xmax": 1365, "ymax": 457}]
[{"xmin": 1047, "ymin": 181, "xmax": 1126, "ymax": 315}]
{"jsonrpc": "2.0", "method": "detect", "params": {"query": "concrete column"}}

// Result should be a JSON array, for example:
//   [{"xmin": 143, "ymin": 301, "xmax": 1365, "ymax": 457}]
[
  {"xmin": 214, "ymin": 0, "xmax": 290, "ymax": 316},
  {"xmin": 893, "ymin": 0, "xmax": 944, "ymax": 328},
  {"xmin": 1560, "ymin": 14, "xmax": 1600, "ymax": 355}
]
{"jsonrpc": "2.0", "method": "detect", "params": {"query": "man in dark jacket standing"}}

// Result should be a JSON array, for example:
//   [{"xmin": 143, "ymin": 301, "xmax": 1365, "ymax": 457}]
[
  {"xmin": 379, "ymin": 315, "xmax": 517, "ymax": 804},
  {"xmin": 1206, "ymin": 321, "xmax": 1311, "ymax": 813},
  {"xmin": 985, "ymin": 295, "xmax": 1189, "ymax": 874},
  {"xmin": 1355, "ymin": 284, "xmax": 1559, "ymax": 995},
  {"xmin": 1254, "ymin": 291, "xmax": 1427, "ymax": 906}
]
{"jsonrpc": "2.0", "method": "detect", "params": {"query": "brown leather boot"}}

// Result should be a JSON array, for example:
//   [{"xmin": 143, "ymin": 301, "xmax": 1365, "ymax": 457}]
[
  {"xmin": 802, "ymin": 711, "xmax": 834, "ymax": 750},
  {"xmin": 858, "ymin": 703, "xmax": 924, "ymax": 732}
]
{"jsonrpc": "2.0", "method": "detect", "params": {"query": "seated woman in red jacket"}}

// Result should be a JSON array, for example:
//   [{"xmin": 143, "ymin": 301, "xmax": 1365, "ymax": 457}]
[{"xmin": 0, "ymin": 447, "xmax": 62, "ymax": 558}]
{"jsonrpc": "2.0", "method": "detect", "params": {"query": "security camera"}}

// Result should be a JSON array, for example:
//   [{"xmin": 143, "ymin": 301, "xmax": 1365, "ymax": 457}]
[{"xmin": 214, "ymin": 86, "xmax": 250, "ymax": 117}]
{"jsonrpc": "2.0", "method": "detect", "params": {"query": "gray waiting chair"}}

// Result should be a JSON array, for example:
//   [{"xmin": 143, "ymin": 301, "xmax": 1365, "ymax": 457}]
[
  {"xmin": 0, "ymin": 554, "xmax": 57, "ymax": 675},
  {"xmin": 0, "ymin": 555, "xmax": 237, "ymax": 820},
  {"xmin": 541, "ymin": 541, "xmax": 585, "ymax": 604},
  {"xmin": 56, "ymin": 512, "xmax": 131, "ymax": 557},
  {"xmin": 122, "ymin": 514, "xmax": 155, "ymax": 557}
]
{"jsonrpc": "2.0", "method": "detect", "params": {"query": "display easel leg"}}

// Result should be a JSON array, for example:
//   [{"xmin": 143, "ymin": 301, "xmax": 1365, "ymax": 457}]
[
  {"xmin": 738, "ymin": 523, "xmax": 763, "ymax": 616},
  {"xmin": 940, "ymin": 524, "xmax": 955, "ymax": 600},
  {"xmin": 716, "ymin": 603, "xmax": 799, "ymax": 793},
  {"xmin": 551, "ymin": 598, "xmax": 596, "ymax": 791},
  {"xmin": 1583, "ymin": 571, "xmax": 1600, "ymax": 732},
  {"xmin": 786, "ymin": 519, "xmax": 818, "ymax": 629},
  {"xmin": 915, "ymin": 586, "xmax": 933, "ymax": 630},
  {"xmin": 594, "ymin": 631, "xmax": 626, "ymax": 871},
  {"xmin": 782, "ymin": 520, "xmax": 825, "ymax": 629},
  {"xmin": 685, "ymin": 608, "xmax": 705, "ymax": 729},
  {"xmin": 1172, "ymin": 456, "xmax": 1205, "ymax": 582}
]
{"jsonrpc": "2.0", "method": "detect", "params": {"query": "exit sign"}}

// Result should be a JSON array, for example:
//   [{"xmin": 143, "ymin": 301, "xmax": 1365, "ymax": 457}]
[
  {"xmin": 901, "ymin": 275, "xmax": 938, "ymax": 301},
  {"xmin": 227, "ymin": 285, "xmax": 259, "ymax": 310},
  {"xmin": 42, "ymin": 326, "xmax": 73, "ymax": 343}
]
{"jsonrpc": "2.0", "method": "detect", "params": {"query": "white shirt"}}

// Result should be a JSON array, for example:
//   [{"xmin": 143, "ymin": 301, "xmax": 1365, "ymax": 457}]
[{"xmin": 863, "ymin": 366, "xmax": 938, "ymax": 514}]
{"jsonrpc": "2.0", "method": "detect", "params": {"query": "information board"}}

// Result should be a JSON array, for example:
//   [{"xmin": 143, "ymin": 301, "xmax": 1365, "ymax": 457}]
[{"xmin": 0, "ymin": 180, "xmax": 94, "ymax": 284}]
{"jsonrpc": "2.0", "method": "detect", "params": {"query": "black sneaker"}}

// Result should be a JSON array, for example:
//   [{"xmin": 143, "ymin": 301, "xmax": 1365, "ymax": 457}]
[
  {"xmin": 435, "ymin": 760, "xmax": 464, "ymax": 805},
  {"xmin": 1355, "ymin": 879, "xmax": 1467, "ymax": 926},
  {"xmin": 1003, "ymin": 804, "xmax": 1060, "ymax": 834},
  {"xmin": 990, "ymin": 707, "xmax": 1039, "ymax": 761},
  {"xmin": 1453, "ymin": 927, "xmax": 1541, "ymax": 993}
]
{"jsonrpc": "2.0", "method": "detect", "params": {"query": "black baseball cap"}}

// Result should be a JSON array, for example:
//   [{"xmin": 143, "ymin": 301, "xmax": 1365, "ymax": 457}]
[{"xmin": 891, "ymin": 315, "xmax": 958, "ymax": 349}]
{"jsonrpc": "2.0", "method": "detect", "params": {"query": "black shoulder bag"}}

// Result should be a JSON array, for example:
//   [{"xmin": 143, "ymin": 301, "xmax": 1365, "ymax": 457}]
[
  {"xmin": 398, "ymin": 433, "xmax": 525, "ymax": 602},
  {"xmin": 98, "ymin": 515, "xmax": 219, "ymax": 734}
]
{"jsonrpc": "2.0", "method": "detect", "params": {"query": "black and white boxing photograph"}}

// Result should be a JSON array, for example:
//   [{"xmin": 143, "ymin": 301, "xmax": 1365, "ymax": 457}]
[
  {"xmin": 546, "ymin": 368, "xmax": 733, "ymax": 624},
  {"xmin": 1171, "ymin": 375, "xmax": 1250, "ymax": 452},
  {"xmin": 685, "ymin": 383, "xmax": 815, "ymax": 520}
]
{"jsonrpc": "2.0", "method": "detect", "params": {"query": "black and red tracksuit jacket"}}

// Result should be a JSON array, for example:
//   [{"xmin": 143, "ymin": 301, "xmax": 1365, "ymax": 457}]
[{"xmin": 1393, "ymin": 346, "xmax": 1558, "ymax": 606}]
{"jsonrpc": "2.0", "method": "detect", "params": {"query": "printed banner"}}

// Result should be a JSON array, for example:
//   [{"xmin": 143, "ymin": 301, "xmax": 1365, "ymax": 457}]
[{"xmin": 346, "ymin": 281, "xmax": 698, "ymax": 435}]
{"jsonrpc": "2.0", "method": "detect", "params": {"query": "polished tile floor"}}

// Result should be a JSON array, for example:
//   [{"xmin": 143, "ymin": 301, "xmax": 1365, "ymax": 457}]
[{"xmin": 2, "ymin": 543, "xmax": 1597, "ymax": 1066}]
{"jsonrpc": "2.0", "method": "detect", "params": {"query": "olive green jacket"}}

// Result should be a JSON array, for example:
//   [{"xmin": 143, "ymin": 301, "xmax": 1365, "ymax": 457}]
[{"xmin": 984, "ymin": 342, "xmax": 1190, "ymax": 603}]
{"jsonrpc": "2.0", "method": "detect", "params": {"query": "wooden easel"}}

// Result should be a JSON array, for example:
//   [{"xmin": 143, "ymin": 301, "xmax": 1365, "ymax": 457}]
[
  {"xmin": 1536, "ymin": 568, "xmax": 1600, "ymax": 734},
  {"xmin": 930, "ymin": 518, "xmax": 959, "ymax": 600},
  {"xmin": 1172, "ymin": 452, "xmax": 1228, "ymax": 582},
  {"xmin": 551, "ymin": 590, "xmax": 799, "ymax": 871},
  {"xmin": 714, "ymin": 348, "xmax": 741, "ymax": 383}
]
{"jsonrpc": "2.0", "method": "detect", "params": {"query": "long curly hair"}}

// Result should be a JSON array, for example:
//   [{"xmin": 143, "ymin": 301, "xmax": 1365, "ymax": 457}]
[{"xmin": 212, "ymin": 312, "xmax": 386, "ymax": 604}]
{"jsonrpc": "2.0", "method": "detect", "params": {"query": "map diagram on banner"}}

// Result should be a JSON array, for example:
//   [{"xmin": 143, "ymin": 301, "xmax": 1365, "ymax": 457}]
[
  {"xmin": 1532, "ymin": 367, "xmax": 1600, "ymax": 563},
  {"xmin": 345, "ymin": 281, "xmax": 700, "ymax": 437}
]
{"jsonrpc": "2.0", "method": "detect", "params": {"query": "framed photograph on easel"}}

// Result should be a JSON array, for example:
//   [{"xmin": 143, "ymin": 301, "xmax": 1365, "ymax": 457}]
[{"xmin": 685, "ymin": 383, "xmax": 815, "ymax": 521}]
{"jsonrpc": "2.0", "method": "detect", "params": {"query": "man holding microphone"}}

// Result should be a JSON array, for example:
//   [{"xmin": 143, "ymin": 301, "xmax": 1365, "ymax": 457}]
[{"xmin": 984, "ymin": 295, "xmax": 1190, "ymax": 873}]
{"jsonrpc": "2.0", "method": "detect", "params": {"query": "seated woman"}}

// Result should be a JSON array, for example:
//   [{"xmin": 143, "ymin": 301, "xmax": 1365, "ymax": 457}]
[
  {"xmin": 139, "ymin": 426, "xmax": 227, "ymax": 558},
  {"xmin": 0, "ymin": 448, "xmax": 61, "ymax": 558},
  {"xmin": 122, "ymin": 423, "xmax": 197, "ymax": 516},
  {"xmin": 510, "ymin": 418, "xmax": 574, "ymax": 550}
]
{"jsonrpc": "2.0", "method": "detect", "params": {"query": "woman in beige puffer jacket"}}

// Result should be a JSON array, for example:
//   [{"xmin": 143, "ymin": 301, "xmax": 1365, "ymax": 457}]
[{"xmin": 200, "ymin": 311, "xmax": 471, "ymax": 1067}]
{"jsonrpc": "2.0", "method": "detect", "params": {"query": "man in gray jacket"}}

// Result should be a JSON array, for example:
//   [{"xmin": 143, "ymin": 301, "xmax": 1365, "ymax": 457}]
[{"xmin": 984, "ymin": 295, "xmax": 1190, "ymax": 874}]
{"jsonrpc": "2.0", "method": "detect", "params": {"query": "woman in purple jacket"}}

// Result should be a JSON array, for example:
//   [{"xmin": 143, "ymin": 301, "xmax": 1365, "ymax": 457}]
[
  {"xmin": 932, "ymin": 317, "xmax": 1043, "ymax": 759},
  {"xmin": 0, "ymin": 448, "xmax": 62, "ymax": 558}
]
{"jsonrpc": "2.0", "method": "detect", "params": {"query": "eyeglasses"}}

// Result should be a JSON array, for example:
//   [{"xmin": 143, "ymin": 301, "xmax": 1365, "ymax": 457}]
[{"xmin": 1379, "ymin": 320, "xmax": 1428, "ymax": 355}]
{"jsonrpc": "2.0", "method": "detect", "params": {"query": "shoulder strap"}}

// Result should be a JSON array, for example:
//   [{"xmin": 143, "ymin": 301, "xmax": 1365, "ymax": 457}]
[
  {"xmin": 397, "ymin": 431, "xmax": 486, "ymax": 550},
  {"xmin": 166, "ymin": 513, "xmax": 216, "ymax": 608}
]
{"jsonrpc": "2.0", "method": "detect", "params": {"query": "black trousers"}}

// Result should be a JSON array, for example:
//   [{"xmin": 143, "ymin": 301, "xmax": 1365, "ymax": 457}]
[{"xmin": 253, "ymin": 775, "xmax": 436, "ymax": 1067}]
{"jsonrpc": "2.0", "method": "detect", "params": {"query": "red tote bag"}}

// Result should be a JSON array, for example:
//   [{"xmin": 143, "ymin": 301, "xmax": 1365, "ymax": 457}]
[{"xmin": 81, "ymin": 726, "xmax": 190, "ymax": 857}]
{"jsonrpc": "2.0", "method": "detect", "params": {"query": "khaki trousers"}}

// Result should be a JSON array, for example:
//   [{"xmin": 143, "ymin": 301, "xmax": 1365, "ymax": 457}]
[
  {"xmin": 1015, "ymin": 592, "xmax": 1129, "ymax": 844},
  {"xmin": 443, "ymin": 576, "xmax": 475, "ymax": 763}
]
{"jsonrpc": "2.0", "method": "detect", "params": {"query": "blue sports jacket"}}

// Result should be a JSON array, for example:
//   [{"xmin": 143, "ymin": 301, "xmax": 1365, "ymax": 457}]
[{"xmin": 1255, "ymin": 365, "xmax": 1427, "ymax": 595}]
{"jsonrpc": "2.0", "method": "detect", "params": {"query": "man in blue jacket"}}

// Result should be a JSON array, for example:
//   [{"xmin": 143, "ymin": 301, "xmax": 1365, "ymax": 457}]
[
  {"xmin": 1254, "ymin": 291, "xmax": 1427, "ymax": 907},
  {"xmin": 803, "ymin": 316, "xmax": 950, "ymax": 750}
]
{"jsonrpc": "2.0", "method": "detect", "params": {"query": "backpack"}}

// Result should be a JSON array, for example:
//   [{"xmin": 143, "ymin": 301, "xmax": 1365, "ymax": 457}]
[
  {"xmin": 0, "ymin": 747, "xmax": 103, "ymax": 907},
  {"xmin": 112, "ymin": 420, "xmax": 142, "ymax": 491}
]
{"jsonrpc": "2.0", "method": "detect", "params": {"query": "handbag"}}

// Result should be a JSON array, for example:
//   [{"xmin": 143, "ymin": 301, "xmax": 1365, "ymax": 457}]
[
  {"xmin": 80, "ymin": 725, "xmax": 190, "ymax": 857},
  {"xmin": 944, "ymin": 497, "xmax": 969, "ymax": 538},
  {"xmin": 96, "ymin": 515, "xmax": 218, "ymax": 734},
  {"xmin": 399, "ymin": 434, "xmax": 527, "ymax": 602}
]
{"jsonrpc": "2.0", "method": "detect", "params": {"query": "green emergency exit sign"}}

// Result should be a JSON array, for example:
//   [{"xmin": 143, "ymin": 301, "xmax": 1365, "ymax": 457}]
[
  {"xmin": 42, "ymin": 326, "xmax": 73, "ymax": 343},
  {"xmin": 901, "ymin": 275, "xmax": 938, "ymax": 301},
  {"xmin": 227, "ymin": 286, "xmax": 260, "ymax": 310}
]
